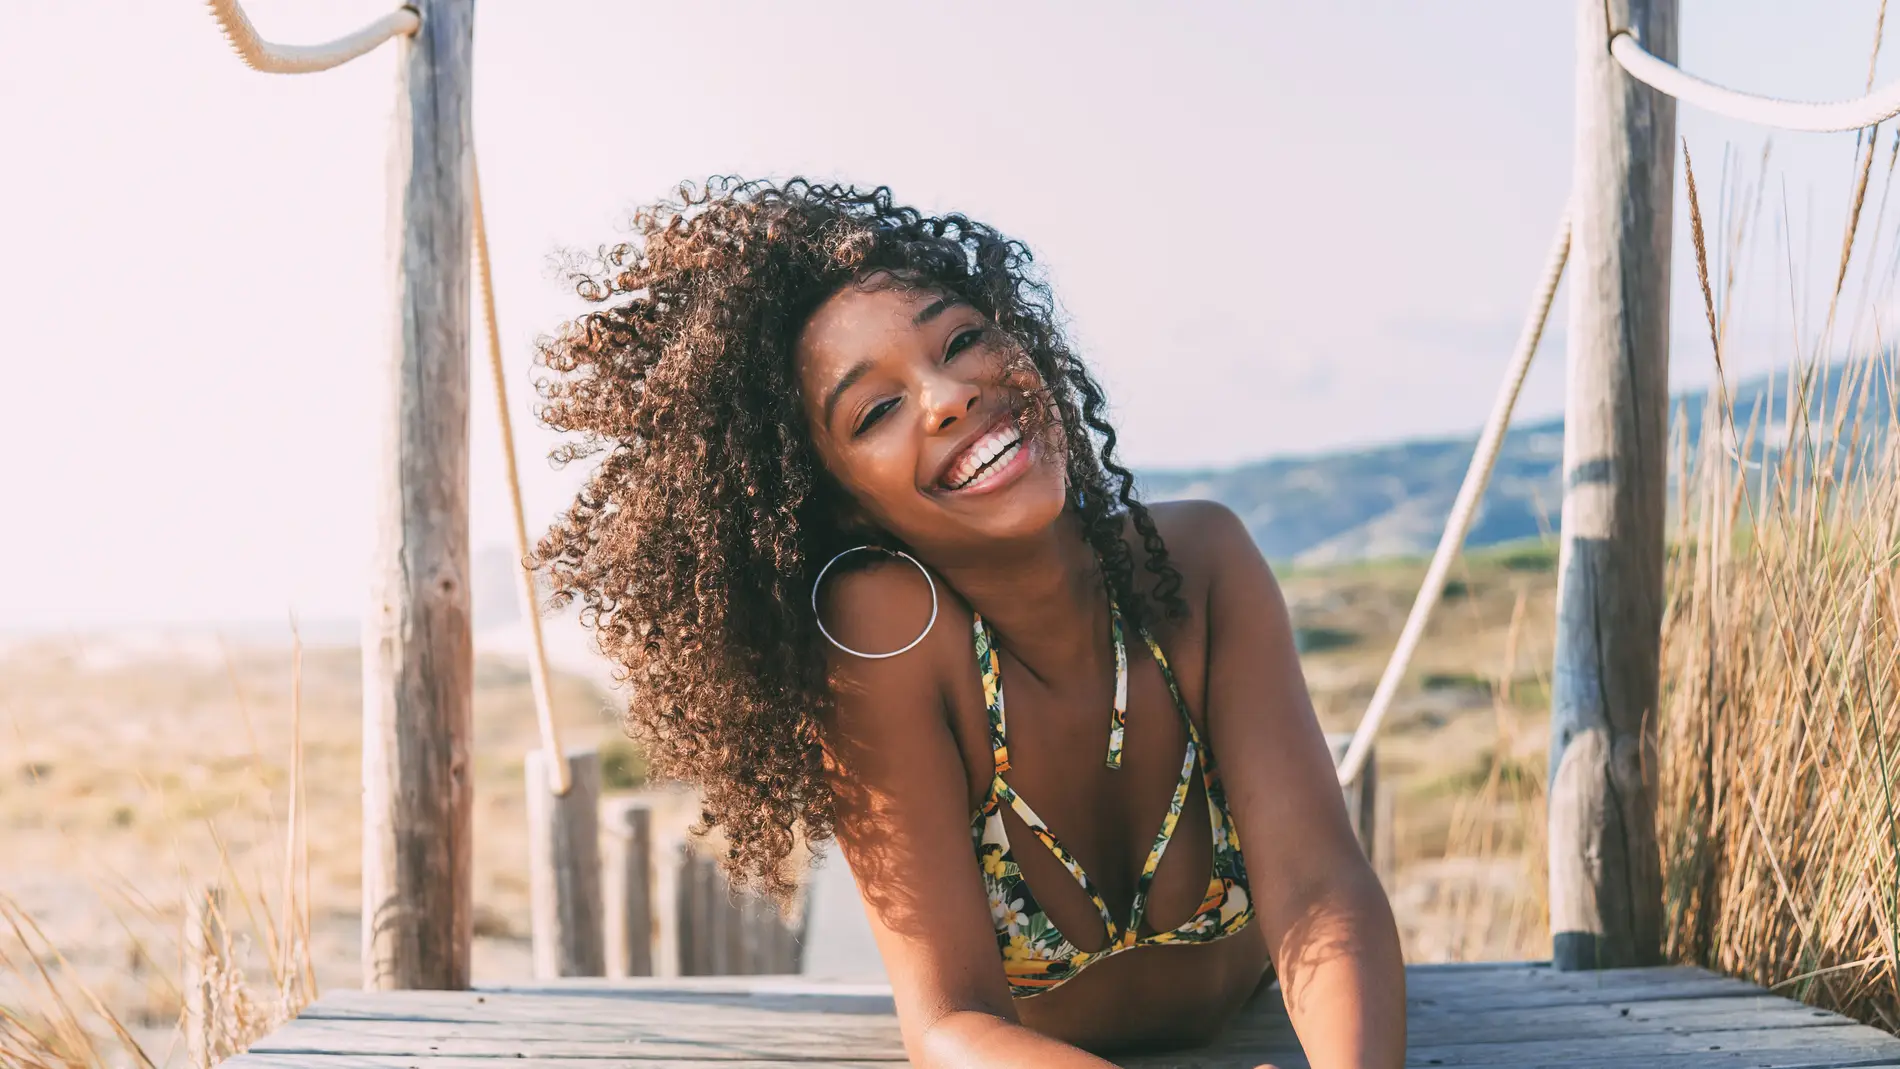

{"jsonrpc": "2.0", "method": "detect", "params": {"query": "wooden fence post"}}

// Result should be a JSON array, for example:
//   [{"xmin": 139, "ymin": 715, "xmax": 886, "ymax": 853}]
[
  {"xmin": 1326, "ymin": 733, "xmax": 1380, "ymax": 871},
  {"xmin": 672, "ymin": 845, "xmax": 804, "ymax": 975},
  {"xmin": 649, "ymin": 836, "xmax": 685, "ymax": 978},
  {"xmin": 1549, "ymin": 0, "xmax": 1676, "ymax": 971},
  {"xmin": 602, "ymin": 797, "xmax": 654, "ymax": 977},
  {"xmin": 361, "ymin": 0, "xmax": 478, "ymax": 991},
  {"xmin": 527, "ymin": 748, "xmax": 606, "ymax": 977}
]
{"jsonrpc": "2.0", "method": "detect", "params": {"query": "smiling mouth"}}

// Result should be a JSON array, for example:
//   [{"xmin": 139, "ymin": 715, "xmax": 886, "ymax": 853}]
[{"xmin": 942, "ymin": 421, "xmax": 1026, "ymax": 492}]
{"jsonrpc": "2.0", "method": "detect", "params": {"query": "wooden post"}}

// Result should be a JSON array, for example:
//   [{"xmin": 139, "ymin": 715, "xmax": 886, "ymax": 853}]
[
  {"xmin": 680, "ymin": 850, "xmax": 720, "ymax": 975},
  {"xmin": 527, "ymin": 748, "xmax": 606, "ymax": 977},
  {"xmin": 602, "ymin": 797, "xmax": 655, "ymax": 977},
  {"xmin": 649, "ymin": 835, "xmax": 685, "ymax": 978},
  {"xmin": 361, "ymin": 0, "xmax": 478, "ymax": 991},
  {"xmin": 183, "ymin": 886, "xmax": 225, "ymax": 1069},
  {"xmin": 1549, "ymin": 0, "xmax": 1676, "ymax": 971},
  {"xmin": 1325, "ymin": 733, "xmax": 1380, "ymax": 870}
]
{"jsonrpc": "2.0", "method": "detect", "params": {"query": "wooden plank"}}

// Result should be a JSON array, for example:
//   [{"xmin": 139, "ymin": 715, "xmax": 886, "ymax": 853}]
[
  {"xmin": 226, "ymin": 1058, "xmax": 1900, "ymax": 1069},
  {"xmin": 527, "ymin": 748, "xmax": 606, "ymax": 978},
  {"xmin": 1547, "ymin": 0, "xmax": 1677, "ymax": 972},
  {"xmin": 304, "ymin": 974, "xmax": 1756, "ymax": 1020},
  {"xmin": 360, "ymin": 0, "xmax": 478, "ymax": 992},
  {"xmin": 1127, "ymin": 1026, "xmax": 1900, "ymax": 1069},
  {"xmin": 231, "ymin": 965, "xmax": 1900, "ymax": 1068},
  {"xmin": 294, "ymin": 966, "xmax": 1762, "ymax": 1025},
  {"xmin": 253, "ymin": 995, "xmax": 1859, "ymax": 1060},
  {"xmin": 1130, "ymin": 1042, "xmax": 1900, "ymax": 1069},
  {"xmin": 249, "ymin": 1015, "xmax": 900, "ymax": 1061},
  {"xmin": 1401, "ymin": 963, "xmax": 1721, "ymax": 989},
  {"xmin": 1400, "ymin": 978, "xmax": 1764, "ymax": 1013},
  {"xmin": 1390, "ymin": 1023, "xmax": 1900, "ymax": 1069},
  {"xmin": 299, "ymin": 986, "xmax": 897, "ymax": 1024},
  {"xmin": 227, "ymin": 1059, "xmax": 897, "ymax": 1069},
  {"xmin": 1219, "ymin": 995, "xmax": 1855, "ymax": 1047},
  {"xmin": 234, "ymin": 1023, "xmax": 1900, "ymax": 1069}
]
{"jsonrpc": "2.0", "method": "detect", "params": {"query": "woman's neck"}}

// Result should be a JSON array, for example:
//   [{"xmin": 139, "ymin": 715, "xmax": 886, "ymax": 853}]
[{"xmin": 926, "ymin": 512, "xmax": 1110, "ymax": 686}]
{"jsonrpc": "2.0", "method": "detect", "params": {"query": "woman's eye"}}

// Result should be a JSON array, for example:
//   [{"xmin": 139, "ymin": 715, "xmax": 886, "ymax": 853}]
[
  {"xmin": 855, "ymin": 398, "xmax": 898, "ymax": 436},
  {"xmin": 945, "ymin": 326, "xmax": 985, "ymax": 361}
]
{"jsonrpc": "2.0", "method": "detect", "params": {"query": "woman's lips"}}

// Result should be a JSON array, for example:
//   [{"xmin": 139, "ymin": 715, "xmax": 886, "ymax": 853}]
[
  {"xmin": 943, "ymin": 419, "xmax": 1024, "ymax": 490},
  {"xmin": 939, "ymin": 427, "xmax": 1033, "ymax": 495}
]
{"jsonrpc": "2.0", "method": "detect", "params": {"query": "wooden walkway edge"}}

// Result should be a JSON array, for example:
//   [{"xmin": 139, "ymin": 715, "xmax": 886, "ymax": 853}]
[{"xmin": 223, "ymin": 961, "xmax": 1900, "ymax": 1068}]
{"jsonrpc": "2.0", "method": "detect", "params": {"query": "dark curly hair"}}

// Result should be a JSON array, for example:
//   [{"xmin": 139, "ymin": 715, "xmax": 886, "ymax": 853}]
[{"xmin": 533, "ymin": 178, "xmax": 1185, "ymax": 899}]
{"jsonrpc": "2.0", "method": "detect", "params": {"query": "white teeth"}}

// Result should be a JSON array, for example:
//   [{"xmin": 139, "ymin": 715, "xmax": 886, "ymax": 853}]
[{"xmin": 946, "ymin": 424, "xmax": 1023, "ymax": 490}]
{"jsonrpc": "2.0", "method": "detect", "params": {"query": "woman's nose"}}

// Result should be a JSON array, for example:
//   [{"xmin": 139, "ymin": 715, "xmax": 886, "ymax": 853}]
[{"xmin": 920, "ymin": 370, "xmax": 980, "ymax": 432}]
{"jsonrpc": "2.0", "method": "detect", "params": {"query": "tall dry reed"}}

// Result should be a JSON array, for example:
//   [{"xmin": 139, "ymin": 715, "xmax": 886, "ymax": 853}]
[
  {"xmin": 1403, "ymin": 587, "xmax": 1552, "ymax": 962},
  {"xmin": 1654, "ymin": 127, "xmax": 1900, "ymax": 1032},
  {"xmin": 0, "ymin": 634, "xmax": 319, "ymax": 1068},
  {"xmin": 1657, "ymin": 346, "xmax": 1900, "ymax": 1030}
]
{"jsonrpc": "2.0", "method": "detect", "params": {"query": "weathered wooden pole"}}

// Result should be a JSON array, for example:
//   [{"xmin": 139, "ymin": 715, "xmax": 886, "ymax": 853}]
[
  {"xmin": 1326, "ymin": 733, "xmax": 1381, "ymax": 872},
  {"xmin": 362, "ymin": 0, "xmax": 478, "ymax": 991},
  {"xmin": 1549, "ymin": 0, "xmax": 1676, "ymax": 971},
  {"xmin": 649, "ymin": 835, "xmax": 686, "ymax": 977},
  {"xmin": 526, "ymin": 748, "xmax": 606, "ymax": 977},
  {"xmin": 602, "ymin": 797, "xmax": 656, "ymax": 977}
]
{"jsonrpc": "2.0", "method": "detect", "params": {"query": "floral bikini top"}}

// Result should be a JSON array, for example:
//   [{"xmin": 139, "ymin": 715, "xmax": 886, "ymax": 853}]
[{"xmin": 969, "ymin": 603, "xmax": 1255, "ymax": 999}]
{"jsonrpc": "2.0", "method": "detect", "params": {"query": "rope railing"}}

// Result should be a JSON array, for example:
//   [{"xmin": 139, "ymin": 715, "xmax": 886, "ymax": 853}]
[
  {"xmin": 1609, "ymin": 29, "xmax": 1900, "ymax": 132},
  {"xmin": 204, "ymin": 0, "xmax": 571, "ymax": 794},
  {"xmin": 1333, "ymin": 206, "xmax": 1571, "ymax": 788},
  {"xmin": 474, "ymin": 162, "xmax": 572, "ymax": 795},
  {"xmin": 206, "ymin": 0, "xmax": 418, "ymax": 74},
  {"xmin": 1337, "ymin": 22, "xmax": 1900, "ymax": 787}
]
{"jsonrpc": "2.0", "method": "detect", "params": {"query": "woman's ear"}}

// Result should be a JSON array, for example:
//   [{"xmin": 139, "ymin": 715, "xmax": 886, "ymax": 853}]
[
  {"xmin": 833, "ymin": 501, "xmax": 882, "ymax": 543},
  {"xmin": 811, "ymin": 476, "xmax": 881, "ymax": 544}
]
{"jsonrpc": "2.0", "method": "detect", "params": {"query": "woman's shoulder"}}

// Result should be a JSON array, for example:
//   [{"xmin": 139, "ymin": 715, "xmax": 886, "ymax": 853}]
[
  {"xmin": 811, "ymin": 551, "xmax": 971, "ymax": 710},
  {"xmin": 1125, "ymin": 498, "xmax": 1262, "ymax": 594}
]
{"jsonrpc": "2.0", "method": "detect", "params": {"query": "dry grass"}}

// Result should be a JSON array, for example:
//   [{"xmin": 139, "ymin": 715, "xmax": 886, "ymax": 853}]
[
  {"xmin": 1281, "ymin": 546, "xmax": 1557, "ymax": 962},
  {"xmin": 1651, "ymin": 123, "xmax": 1900, "ymax": 1031},
  {"xmin": 0, "ymin": 622, "xmax": 624, "ymax": 1066},
  {"xmin": 1, "ymin": 636, "xmax": 322, "ymax": 1069},
  {"xmin": 1657, "ymin": 352, "xmax": 1900, "ymax": 1030},
  {"xmin": 1397, "ymin": 589, "xmax": 1550, "ymax": 962}
]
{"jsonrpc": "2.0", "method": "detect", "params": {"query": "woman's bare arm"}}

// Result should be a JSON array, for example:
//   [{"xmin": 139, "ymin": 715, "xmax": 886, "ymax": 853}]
[
  {"xmin": 817, "ymin": 563, "xmax": 1116, "ymax": 1068},
  {"xmin": 1188, "ymin": 502, "xmax": 1407, "ymax": 1068}
]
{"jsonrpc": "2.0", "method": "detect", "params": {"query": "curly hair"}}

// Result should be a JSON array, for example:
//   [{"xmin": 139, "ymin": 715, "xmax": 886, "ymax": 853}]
[{"xmin": 533, "ymin": 178, "xmax": 1185, "ymax": 899}]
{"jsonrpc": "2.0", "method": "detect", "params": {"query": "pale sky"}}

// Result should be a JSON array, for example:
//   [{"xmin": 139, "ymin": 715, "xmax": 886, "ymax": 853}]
[{"xmin": 2, "ymin": 1, "xmax": 1895, "ymax": 629}]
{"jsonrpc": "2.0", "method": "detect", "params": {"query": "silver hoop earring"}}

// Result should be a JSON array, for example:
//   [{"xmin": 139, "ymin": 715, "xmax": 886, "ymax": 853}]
[{"xmin": 811, "ymin": 546, "xmax": 939, "ymax": 659}]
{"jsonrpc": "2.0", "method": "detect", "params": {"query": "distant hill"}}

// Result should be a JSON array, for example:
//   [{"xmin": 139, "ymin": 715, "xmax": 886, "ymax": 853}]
[{"xmin": 1138, "ymin": 362, "xmax": 1891, "ymax": 566}]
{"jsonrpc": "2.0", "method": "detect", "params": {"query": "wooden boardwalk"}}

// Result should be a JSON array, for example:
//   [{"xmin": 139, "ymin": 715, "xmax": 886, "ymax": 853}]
[{"xmin": 224, "ymin": 962, "xmax": 1900, "ymax": 1068}]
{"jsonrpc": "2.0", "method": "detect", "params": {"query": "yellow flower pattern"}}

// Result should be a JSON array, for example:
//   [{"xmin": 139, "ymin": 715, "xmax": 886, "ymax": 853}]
[{"xmin": 968, "ymin": 603, "xmax": 1255, "ymax": 999}]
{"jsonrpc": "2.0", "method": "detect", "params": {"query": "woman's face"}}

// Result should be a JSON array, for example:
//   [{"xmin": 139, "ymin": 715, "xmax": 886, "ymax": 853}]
[{"xmin": 795, "ymin": 278, "xmax": 1069, "ymax": 559}]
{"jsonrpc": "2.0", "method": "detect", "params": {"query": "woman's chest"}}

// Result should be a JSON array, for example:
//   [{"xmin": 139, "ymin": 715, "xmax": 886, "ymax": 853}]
[{"xmin": 947, "ymin": 625, "xmax": 1222, "ymax": 943}]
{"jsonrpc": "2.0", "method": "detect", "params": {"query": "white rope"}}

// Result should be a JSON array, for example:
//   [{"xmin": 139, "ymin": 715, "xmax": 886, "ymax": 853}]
[
  {"xmin": 1335, "ymin": 205, "xmax": 1571, "ymax": 788},
  {"xmin": 1610, "ymin": 30, "xmax": 1900, "ymax": 133},
  {"xmin": 206, "ymin": 0, "xmax": 418, "ymax": 75}
]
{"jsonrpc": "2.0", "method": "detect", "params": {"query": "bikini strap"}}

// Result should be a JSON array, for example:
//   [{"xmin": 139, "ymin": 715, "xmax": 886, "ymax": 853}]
[
  {"xmin": 1105, "ymin": 603, "xmax": 1129, "ymax": 770},
  {"xmin": 1137, "ymin": 622, "xmax": 1201, "ymax": 745},
  {"xmin": 972, "ymin": 613, "xmax": 1011, "ymax": 776}
]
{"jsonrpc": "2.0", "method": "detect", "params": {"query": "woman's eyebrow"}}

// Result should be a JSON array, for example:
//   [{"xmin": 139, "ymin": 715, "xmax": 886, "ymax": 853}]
[
  {"xmin": 912, "ymin": 295, "xmax": 961, "ymax": 326},
  {"xmin": 823, "ymin": 359, "xmax": 874, "ymax": 426}
]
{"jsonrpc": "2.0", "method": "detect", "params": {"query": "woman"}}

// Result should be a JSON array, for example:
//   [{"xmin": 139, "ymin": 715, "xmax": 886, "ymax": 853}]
[{"xmin": 535, "ymin": 179, "xmax": 1405, "ymax": 1067}]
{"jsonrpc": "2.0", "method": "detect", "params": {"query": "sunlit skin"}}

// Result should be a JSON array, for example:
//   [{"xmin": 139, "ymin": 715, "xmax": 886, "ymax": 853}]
[{"xmin": 797, "ymin": 277, "xmax": 1407, "ymax": 1069}]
